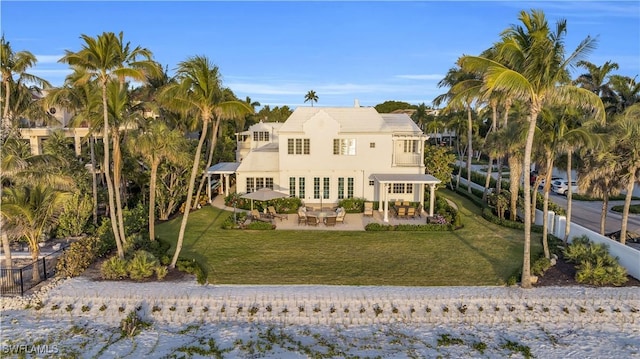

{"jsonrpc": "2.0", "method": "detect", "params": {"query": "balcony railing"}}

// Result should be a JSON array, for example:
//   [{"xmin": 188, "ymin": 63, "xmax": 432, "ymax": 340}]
[{"xmin": 394, "ymin": 152, "xmax": 422, "ymax": 166}]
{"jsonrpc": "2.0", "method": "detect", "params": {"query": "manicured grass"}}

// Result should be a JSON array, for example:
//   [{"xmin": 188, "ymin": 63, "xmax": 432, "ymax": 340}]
[{"xmin": 156, "ymin": 190, "xmax": 542, "ymax": 286}]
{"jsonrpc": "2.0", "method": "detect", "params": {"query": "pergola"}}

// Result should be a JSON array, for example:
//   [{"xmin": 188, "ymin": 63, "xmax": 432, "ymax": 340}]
[
  {"xmin": 371, "ymin": 173, "xmax": 441, "ymax": 222},
  {"xmin": 206, "ymin": 162, "xmax": 240, "ymax": 202}
]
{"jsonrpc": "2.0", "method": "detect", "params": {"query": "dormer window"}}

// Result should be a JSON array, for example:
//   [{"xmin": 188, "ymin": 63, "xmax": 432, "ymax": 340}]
[{"xmin": 253, "ymin": 131, "xmax": 269, "ymax": 141}]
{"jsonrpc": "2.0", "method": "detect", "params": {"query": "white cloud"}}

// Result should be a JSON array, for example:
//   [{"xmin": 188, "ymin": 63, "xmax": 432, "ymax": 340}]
[
  {"xmin": 35, "ymin": 55, "xmax": 64, "ymax": 64},
  {"xmin": 395, "ymin": 74, "xmax": 443, "ymax": 81}
]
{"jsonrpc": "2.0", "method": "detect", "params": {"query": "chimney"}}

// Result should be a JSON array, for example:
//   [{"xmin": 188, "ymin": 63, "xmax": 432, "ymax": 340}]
[{"xmin": 354, "ymin": 99, "xmax": 360, "ymax": 107}]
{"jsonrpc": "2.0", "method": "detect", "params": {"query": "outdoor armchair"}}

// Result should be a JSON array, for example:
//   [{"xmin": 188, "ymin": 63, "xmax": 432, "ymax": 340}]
[
  {"xmin": 306, "ymin": 215, "xmax": 320, "ymax": 226},
  {"xmin": 268, "ymin": 206, "xmax": 288, "ymax": 221},
  {"xmin": 324, "ymin": 215, "xmax": 337, "ymax": 226},
  {"xmin": 363, "ymin": 202, "xmax": 374, "ymax": 216}
]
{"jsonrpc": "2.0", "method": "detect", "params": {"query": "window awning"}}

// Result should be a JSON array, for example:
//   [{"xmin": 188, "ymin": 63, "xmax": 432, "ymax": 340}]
[
  {"xmin": 370, "ymin": 173, "xmax": 441, "ymax": 184},
  {"xmin": 206, "ymin": 162, "xmax": 240, "ymax": 175}
]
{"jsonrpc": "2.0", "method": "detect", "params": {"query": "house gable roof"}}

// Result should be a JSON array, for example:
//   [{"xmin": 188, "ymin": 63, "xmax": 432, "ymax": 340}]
[{"xmin": 278, "ymin": 107, "xmax": 389, "ymax": 133}]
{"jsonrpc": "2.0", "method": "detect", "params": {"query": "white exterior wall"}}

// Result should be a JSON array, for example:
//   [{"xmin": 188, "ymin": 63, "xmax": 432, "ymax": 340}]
[{"xmin": 236, "ymin": 107, "xmax": 425, "ymax": 204}]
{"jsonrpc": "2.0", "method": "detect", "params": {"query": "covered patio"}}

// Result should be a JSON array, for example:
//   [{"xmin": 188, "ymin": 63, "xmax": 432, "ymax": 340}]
[
  {"xmin": 205, "ymin": 162, "xmax": 240, "ymax": 202},
  {"xmin": 371, "ymin": 173, "xmax": 441, "ymax": 223}
]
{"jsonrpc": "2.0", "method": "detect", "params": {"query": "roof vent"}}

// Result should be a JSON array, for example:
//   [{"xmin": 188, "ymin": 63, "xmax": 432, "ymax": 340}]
[{"xmin": 354, "ymin": 99, "xmax": 360, "ymax": 107}]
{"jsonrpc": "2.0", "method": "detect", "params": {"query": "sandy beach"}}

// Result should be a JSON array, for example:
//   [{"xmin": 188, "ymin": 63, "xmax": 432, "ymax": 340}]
[{"xmin": 1, "ymin": 276, "xmax": 639, "ymax": 358}]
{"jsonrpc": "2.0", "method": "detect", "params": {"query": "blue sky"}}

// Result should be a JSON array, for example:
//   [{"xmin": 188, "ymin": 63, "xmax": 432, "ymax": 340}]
[{"xmin": 2, "ymin": 1, "xmax": 639, "ymax": 109}]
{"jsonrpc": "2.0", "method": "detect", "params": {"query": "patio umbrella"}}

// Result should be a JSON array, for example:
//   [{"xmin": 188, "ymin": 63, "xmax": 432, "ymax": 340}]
[{"xmin": 241, "ymin": 188, "xmax": 290, "ymax": 210}]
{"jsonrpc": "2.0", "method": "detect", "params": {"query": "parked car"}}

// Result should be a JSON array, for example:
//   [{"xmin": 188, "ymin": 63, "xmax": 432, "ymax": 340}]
[
  {"xmin": 551, "ymin": 179, "xmax": 578, "ymax": 195},
  {"xmin": 538, "ymin": 176, "xmax": 563, "ymax": 189}
]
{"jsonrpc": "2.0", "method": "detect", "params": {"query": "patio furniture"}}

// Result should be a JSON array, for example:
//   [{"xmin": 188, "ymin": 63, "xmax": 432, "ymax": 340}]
[
  {"xmin": 364, "ymin": 202, "xmax": 374, "ymax": 216},
  {"xmin": 268, "ymin": 206, "xmax": 288, "ymax": 221},
  {"xmin": 396, "ymin": 207, "xmax": 407, "ymax": 218},
  {"xmin": 416, "ymin": 204, "xmax": 423, "ymax": 217},
  {"xmin": 402, "ymin": 201, "xmax": 410, "ymax": 206},
  {"xmin": 250, "ymin": 209, "xmax": 271, "ymax": 222},
  {"xmin": 297, "ymin": 208, "xmax": 307, "ymax": 225},
  {"xmin": 324, "ymin": 215, "xmax": 337, "ymax": 226},
  {"xmin": 407, "ymin": 207, "xmax": 416, "ymax": 218},
  {"xmin": 335, "ymin": 207, "xmax": 346, "ymax": 224},
  {"xmin": 306, "ymin": 215, "xmax": 320, "ymax": 226}
]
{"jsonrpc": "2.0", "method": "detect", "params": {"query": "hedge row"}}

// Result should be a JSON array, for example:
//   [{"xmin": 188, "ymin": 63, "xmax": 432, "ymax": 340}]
[
  {"xmin": 481, "ymin": 208, "xmax": 543, "ymax": 233},
  {"xmin": 365, "ymin": 223, "xmax": 453, "ymax": 231}
]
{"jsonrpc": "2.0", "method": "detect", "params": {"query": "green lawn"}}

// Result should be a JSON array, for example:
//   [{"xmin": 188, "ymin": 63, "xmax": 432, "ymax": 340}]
[{"xmin": 156, "ymin": 190, "xmax": 542, "ymax": 286}]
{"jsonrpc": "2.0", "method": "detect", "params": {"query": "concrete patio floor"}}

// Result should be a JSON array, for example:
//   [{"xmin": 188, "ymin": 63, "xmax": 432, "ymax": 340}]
[{"xmin": 210, "ymin": 193, "xmax": 428, "ymax": 231}]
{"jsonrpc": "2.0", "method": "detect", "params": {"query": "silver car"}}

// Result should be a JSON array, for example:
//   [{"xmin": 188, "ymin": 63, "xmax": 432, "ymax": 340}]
[{"xmin": 551, "ymin": 179, "xmax": 578, "ymax": 195}]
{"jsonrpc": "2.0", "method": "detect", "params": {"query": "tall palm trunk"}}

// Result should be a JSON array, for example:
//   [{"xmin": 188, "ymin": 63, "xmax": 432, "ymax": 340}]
[
  {"xmin": 508, "ymin": 155, "xmax": 521, "ymax": 221},
  {"xmin": 194, "ymin": 117, "xmax": 222, "ymax": 206},
  {"xmin": 541, "ymin": 155, "xmax": 554, "ymax": 259},
  {"xmin": 101, "ymin": 83, "xmax": 124, "ymax": 258},
  {"xmin": 30, "ymin": 245, "xmax": 41, "ymax": 282},
  {"xmin": 148, "ymin": 159, "xmax": 160, "ymax": 241},
  {"xmin": 620, "ymin": 169, "xmax": 637, "ymax": 245},
  {"xmin": 496, "ymin": 158, "xmax": 503, "ymax": 193},
  {"xmin": 466, "ymin": 105, "xmax": 473, "ymax": 194},
  {"xmin": 171, "ymin": 118, "xmax": 209, "ymax": 268},
  {"xmin": 112, "ymin": 131, "xmax": 127, "ymax": 244},
  {"xmin": 563, "ymin": 148, "xmax": 574, "ymax": 244},
  {"xmin": 600, "ymin": 191, "xmax": 609, "ymax": 235},
  {"xmin": 483, "ymin": 156, "xmax": 494, "ymax": 202},
  {"xmin": 90, "ymin": 135, "xmax": 98, "ymax": 226},
  {"xmin": 1, "ymin": 219, "xmax": 11, "ymax": 269},
  {"xmin": 3, "ymin": 79, "xmax": 11, "ymax": 122},
  {"xmin": 521, "ymin": 106, "xmax": 541, "ymax": 289}
]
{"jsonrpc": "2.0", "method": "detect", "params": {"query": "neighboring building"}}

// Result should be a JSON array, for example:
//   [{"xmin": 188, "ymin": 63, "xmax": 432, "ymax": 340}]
[{"xmin": 209, "ymin": 103, "xmax": 440, "ymax": 221}]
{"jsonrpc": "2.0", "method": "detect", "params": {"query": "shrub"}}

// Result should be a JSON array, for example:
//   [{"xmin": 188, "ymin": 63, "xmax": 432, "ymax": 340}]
[
  {"xmin": 56, "ymin": 233, "xmax": 115, "ymax": 278},
  {"xmin": 611, "ymin": 204, "xmax": 640, "ymax": 214},
  {"xmin": 481, "ymin": 208, "xmax": 543, "ymax": 233},
  {"xmin": 127, "ymin": 250, "xmax": 159, "ymax": 280},
  {"xmin": 221, "ymin": 212, "xmax": 248, "ymax": 229},
  {"xmin": 101, "ymin": 256, "xmax": 129, "ymax": 280},
  {"xmin": 123, "ymin": 203, "xmax": 149, "ymax": 237},
  {"xmin": 268, "ymin": 197, "xmax": 303, "ymax": 214},
  {"xmin": 531, "ymin": 257, "xmax": 552, "ymax": 276},
  {"xmin": 246, "ymin": 221, "xmax": 276, "ymax": 230},
  {"xmin": 54, "ymin": 193, "xmax": 93, "ymax": 238},
  {"xmin": 155, "ymin": 266, "xmax": 168, "ymax": 280},
  {"xmin": 564, "ymin": 236, "xmax": 628, "ymax": 286},
  {"xmin": 365, "ymin": 223, "xmax": 453, "ymax": 231},
  {"xmin": 176, "ymin": 258, "xmax": 207, "ymax": 285},
  {"xmin": 120, "ymin": 311, "xmax": 151, "ymax": 337},
  {"xmin": 338, "ymin": 197, "xmax": 365, "ymax": 213}
]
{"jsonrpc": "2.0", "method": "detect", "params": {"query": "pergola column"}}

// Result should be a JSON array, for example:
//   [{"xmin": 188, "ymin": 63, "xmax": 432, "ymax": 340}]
[
  {"xmin": 429, "ymin": 184, "xmax": 436, "ymax": 217},
  {"xmin": 377, "ymin": 182, "xmax": 383, "ymax": 212},
  {"xmin": 419, "ymin": 183, "xmax": 425, "ymax": 215},
  {"xmin": 224, "ymin": 174, "xmax": 230, "ymax": 197},
  {"xmin": 383, "ymin": 183, "xmax": 389, "ymax": 222}
]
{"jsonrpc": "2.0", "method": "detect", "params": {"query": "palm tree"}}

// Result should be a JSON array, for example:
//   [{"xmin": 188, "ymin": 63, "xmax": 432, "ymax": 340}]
[
  {"xmin": 160, "ymin": 55, "xmax": 251, "ymax": 268},
  {"xmin": 304, "ymin": 90, "xmax": 318, "ymax": 106},
  {"xmin": 1, "ymin": 185, "xmax": 68, "ymax": 281},
  {"xmin": 46, "ymin": 67, "xmax": 103, "ymax": 225},
  {"xmin": 459, "ymin": 10, "xmax": 604, "ymax": 287},
  {"xmin": 128, "ymin": 121, "xmax": 184, "ymax": 241},
  {"xmin": 60, "ymin": 32, "xmax": 155, "ymax": 258},
  {"xmin": 1, "ymin": 35, "xmax": 51, "ymax": 126},
  {"xmin": 615, "ymin": 104, "xmax": 640, "ymax": 244},
  {"xmin": 554, "ymin": 109, "xmax": 597, "ymax": 244},
  {"xmin": 434, "ymin": 66, "xmax": 482, "ymax": 194},
  {"xmin": 578, "ymin": 141, "xmax": 623, "ymax": 235}
]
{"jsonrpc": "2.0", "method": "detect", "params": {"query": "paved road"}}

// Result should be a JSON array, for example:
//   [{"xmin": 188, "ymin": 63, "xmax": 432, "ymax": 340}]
[
  {"xmin": 545, "ymin": 191, "xmax": 640, "ymax": 236},
  {"xmin": 459, "ymin": 162, "xmax": 640, "ymax": 236}
]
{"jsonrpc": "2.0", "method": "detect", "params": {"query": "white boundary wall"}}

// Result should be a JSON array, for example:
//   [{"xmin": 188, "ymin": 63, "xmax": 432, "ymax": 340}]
[
  {"xmin": 457, "ymin": 177, "xmax": 639, "ymax": 280},
  {"xmin": 553, "ymin": 214, "xmax": 640, "ymax": 280}
]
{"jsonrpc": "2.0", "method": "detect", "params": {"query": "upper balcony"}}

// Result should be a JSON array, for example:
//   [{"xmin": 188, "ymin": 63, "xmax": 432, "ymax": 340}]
[{"xmin": 393, "ymin": 152, "xmax": 423, "ymax": 166}]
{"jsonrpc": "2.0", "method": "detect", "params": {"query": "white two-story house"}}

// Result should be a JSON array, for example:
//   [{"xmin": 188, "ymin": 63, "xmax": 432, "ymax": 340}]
[{"xmin": 209, "ymin": 103, "xmax": 440, "ymax": 221}]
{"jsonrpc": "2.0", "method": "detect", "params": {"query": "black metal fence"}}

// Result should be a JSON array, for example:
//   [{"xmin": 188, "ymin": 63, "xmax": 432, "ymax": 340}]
[{"xmin": 0, "ymin": 246, "xmax": 67, "ymax": 296}]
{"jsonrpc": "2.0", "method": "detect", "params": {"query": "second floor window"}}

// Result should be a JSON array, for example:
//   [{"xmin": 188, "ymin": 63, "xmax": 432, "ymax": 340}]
[
  {"xmin": 288, "ymin": 138, "xmax": 310, "ymax": 155},
  {"xmin": 403, "ymin": 140, "xmax": 419, "ymax": 153},
  {"xmin": 333, "ymin": 139, "xmax": 356, "ymax": 155},
  {"xmin": 253, "ymin": 131, "xmax": 269, "ymax": 141}
]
